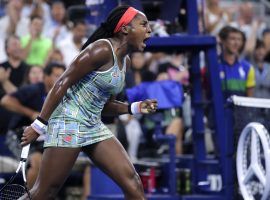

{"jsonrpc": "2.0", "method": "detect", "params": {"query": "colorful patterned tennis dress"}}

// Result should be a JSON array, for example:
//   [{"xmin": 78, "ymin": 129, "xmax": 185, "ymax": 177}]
[{"xmin": 44, "ymin": 39, "xmax": 126, "ymax": 148}]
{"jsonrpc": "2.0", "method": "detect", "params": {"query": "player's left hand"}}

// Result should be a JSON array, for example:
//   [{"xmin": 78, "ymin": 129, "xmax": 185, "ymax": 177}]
[{"xmin": 140, "ymin": 99, "xmax": 158, "ymax": 114}]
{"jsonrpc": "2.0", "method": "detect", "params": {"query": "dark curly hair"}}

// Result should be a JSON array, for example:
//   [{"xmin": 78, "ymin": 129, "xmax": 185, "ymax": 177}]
[{"xmin": 81, "ymin": 5, "xmax": 130, "ymax": 50}]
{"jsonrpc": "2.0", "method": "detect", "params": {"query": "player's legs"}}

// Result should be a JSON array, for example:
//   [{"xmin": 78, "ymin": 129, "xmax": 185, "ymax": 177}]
[
  {"xmin": 27, "ymin": 152, "xmax": 42, "ymax": 189},
  {"xmin": 82, "ymin": 137, "xmax": 145, "ymax": 200},
  {"xmin": 21, "ymin": 147, "xmax": 81, "ymax": 200}
]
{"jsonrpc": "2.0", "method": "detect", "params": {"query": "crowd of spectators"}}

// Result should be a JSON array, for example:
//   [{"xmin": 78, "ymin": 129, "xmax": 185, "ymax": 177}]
[{"xmin": 203, "ymin": 0, "xmax": 270, "ymax": 127}]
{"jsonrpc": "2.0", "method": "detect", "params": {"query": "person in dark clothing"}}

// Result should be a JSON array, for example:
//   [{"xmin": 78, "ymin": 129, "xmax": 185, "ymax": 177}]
[
  {"xmin": 0, "ymin": 35, "xmax": 29, "ymax": 135},
  {"xmin": 1, "ymin": 62, "xmax": 65, "ymax": 188}
]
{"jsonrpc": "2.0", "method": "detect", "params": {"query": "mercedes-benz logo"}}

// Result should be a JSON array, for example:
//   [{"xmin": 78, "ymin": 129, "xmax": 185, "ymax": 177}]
[{"xmin": 237, "ymin": 122, "xmax": 270, "ymax": 200}]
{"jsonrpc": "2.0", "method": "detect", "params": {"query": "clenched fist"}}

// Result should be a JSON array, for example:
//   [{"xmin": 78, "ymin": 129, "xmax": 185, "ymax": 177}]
[{"xmin": 140, "ymin": 99, "xmax": 158, "ymax": 114}]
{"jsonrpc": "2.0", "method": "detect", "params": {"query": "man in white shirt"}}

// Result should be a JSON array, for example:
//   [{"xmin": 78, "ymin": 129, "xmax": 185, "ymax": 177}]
[
  {"xmin": 57, "ymin": 20, "xmax": 87, "ymax": 67},
  {"xmin": 43, "ymin": 1, "xmax": 70, "ymax": 47}
]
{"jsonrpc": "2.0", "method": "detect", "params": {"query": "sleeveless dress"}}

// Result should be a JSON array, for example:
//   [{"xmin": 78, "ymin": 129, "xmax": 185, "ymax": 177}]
[{"xmin": 44, "ymin": 39, "xmax": 126, "ymax": 148}]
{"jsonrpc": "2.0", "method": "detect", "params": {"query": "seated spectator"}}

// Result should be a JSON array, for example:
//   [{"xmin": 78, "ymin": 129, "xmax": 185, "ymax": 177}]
[
  {"xmin": 46, "ymin": 48, "xmax": 64, "ymax": 65},
  {"xmin": 126, "ymin": 52, "xmax": 156, "ymax": 87},
  {"xmin": 21, "ymin": 0, "xmax": 50, "ymax": 21},
  {"xmin": 23, "ymin": 65, "xmax": 44, "ymax": 85},
  {"xmin": 204, "ymin": 0, "xmax": 231, "ymax": 36},
  {"xmin": 119, "ymin": 52, "xmax": 156, "ymax": 161},
  {"xmin": 57, "ymin": 20, "xmax": 87, "ymax": 66},
  {"xmin": 151, "ymin": 53, "xmax": 188, "ymax": 155},
  {"xmin": 123, "ymin": 52, "xmax": 186, "ymax": 156},
  {"xmin": 21, "ymin": 15, "xmax": 52, "ymax": 66},
  {"xmin": 157, "ymin": 53, "xmax": 189, "ymax": 84},
  {"xmin": 252, "ymin": 40, "xmax": 270, "ymax": 98},
  {"xmin": 0, "ymin": 0, "xmax": 29, "ymax": 39},
  {"xmin": 0, "ymin": 0, "xmax": 29, "ymax": 62},
  {"xmin": 218, "ymin": 26, "xmax": 255, "ymax": 99},
  {"xmin": 1, "ymin": 62, "xmax": 65, "ymax": 188},
  {"xmin": 0, "ymin": 34, "xmax": 29, "ymax": 137},
  {"xmin": 262, "ymin": 29, "xmax": 270, "ymax": 63},
  {"xmin": 1, "ymin": 35, "xmax": 29, "ymax": 94},
  {"xmin": 43, "ymin": 0, "xmax": 70, "ymax": 47},
  {"xmin": 230, "ymin": 2, "xmax": 266, "ymax": 57}
]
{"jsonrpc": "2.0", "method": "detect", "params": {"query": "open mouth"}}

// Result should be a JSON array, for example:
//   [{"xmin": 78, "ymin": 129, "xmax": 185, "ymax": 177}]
[
  {"xmin": 141, "ymin": 37, "xmax": 150, "ymax": 49},
  {"xmin": 143, "ymin": 37, "xmax": 150, "ymax": 43}
]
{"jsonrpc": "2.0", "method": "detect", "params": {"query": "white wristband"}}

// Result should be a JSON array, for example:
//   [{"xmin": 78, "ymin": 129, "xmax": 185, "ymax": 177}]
[
  {"xmin": 31, "ymin": 119, "xmax": 47, "ymax": 135},
  {"xmin": 131, "ymin": 101, "xmax": 142, "ymax": 115}
]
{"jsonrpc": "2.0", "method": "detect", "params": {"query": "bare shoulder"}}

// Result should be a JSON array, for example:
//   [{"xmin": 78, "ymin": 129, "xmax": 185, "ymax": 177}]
[
  {"xmin": 83, "ymin": 40, "xmax": 112, "ymax": 56},
  {"xmin": 78, "ymin": 39, "xmax": 113, "ymax": 68},
  {"xmin": 58, "ymin": 39, "xmax": 116, "ymax": 87}
]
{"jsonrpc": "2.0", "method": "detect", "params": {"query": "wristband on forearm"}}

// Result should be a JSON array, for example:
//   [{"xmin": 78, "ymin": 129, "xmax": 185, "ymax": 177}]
[
  {"xmin": 31, "ymin": 117, "xmax": 47, "ymax": 135},
  {"xmin": 129, "ymin": 101, "xmax": 142, "ymax": 115},
  {"xmin": 37, "ymin": 116, "xmax": 48, "ymax": 125}
]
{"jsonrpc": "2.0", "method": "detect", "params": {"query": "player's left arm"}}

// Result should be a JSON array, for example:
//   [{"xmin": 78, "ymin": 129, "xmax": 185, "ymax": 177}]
[
  {"xmin": 102, "ymin": 96, "xmax": 129, "ymax": 116},
  {"xmin": 102, "ymin": 96, "xmax": 158, "ymax": 116}
]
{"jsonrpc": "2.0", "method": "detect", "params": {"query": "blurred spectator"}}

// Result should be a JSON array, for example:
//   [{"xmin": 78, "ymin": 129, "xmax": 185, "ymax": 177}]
[
  {"xmin": 204, "ymin": 0, "xmax": 231, "ymax": 36},
  {"xmin": 150, "ymin": 20, "xmax": 169, "ymax": 37},
  {"xmin": 24, "ymin": 65, "xmax": 44, "ymax": 85},
  {"xmin": 129, "ymin": 53, "xmax": 188, "ymax": 156},
  {"xmin": 263, "ymin": 29, "xmax": 270, "ymax": 63},
  {"xmin": 126, "ymin": 52, "xmax": 156, "ymax": 87},
  {"xmin": 21, "ymin": 15, "xmax": 52, "ymax": 66},
  {"xmin": 0, "ymin": 0, "xmax": 29, "ymax": 39},
  {"xmin": 157, "ymin": 53, "xmax": 189, "ymax": 85},
  {"xmin": 0, "ymin": 35, "xmax": 29, "ymax": 136},
  {"xmin": 43, "ymin": 0, "xmax": 70, "ymax": 46},
  {"xmin": 230, "ymin": 2, "xmax": 266, "ymax": 56},
  {"xmin": 153, "ymin": 53, "xmax": 188, "ymax": 155},
  {"xmin": 57, "ymin": 20, "xmax": 87, "ymax": 67},
  {"xmin": 252, "ymin": 40, "xmax": 270, "ymax": 98},
  {"xmin": 147, "ymin": 52, "xmax": 169, "ymax": 74},
  {"xmin": 120, "ymin": 52, "xmax": 156, "ymax": 161},
  {"xmin": 46, "ymin": 48, "xmax": 64, "ymax": 65},
  {"xmin": 237, "ymin": 28, "xmax": 247, "ymax": 59},
  {"xmin": 0, "ymin": 35, "xmax": 29, "ymax": 95},
  {"xmin": 21, "ymin": 0, "xmax": 50, "ymax": 21},
  {"xmin": 1, "ymin": 62, "xmax": 65, "ymax": 188},
  {"xmin": 0, "ymin": 0, "xmax": 30, "ymax": 62},
  {"xmin": 218, "ymin": 26, "xmax": 255, "ymax": 99}
]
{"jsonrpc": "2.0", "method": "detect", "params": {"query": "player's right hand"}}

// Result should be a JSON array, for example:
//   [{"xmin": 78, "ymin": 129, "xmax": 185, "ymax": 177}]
[{"xmin": 21, "ymin": 126, "xmax": 40, "ymax": 146}]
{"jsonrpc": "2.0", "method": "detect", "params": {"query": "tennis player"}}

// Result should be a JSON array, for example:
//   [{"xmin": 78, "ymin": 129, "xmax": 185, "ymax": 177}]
[{"xmin": 20, "ymin": 5, "xmax": 157, "ymax": 200}]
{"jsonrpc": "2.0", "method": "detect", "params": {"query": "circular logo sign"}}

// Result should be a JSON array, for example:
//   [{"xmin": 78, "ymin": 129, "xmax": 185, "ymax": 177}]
[{"xmin": 237, "ymin": 122, "xmax": 270, "ymax": 200}]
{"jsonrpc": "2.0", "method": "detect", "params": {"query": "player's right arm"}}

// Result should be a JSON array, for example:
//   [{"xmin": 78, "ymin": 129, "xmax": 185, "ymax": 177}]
[
  {"xmin": 39, "ymin": 41, "xmax": 112, "ymax": 121},
  {"xmin": 21, "ymin": 41, "xmax": 113, "ymax": 145}
]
